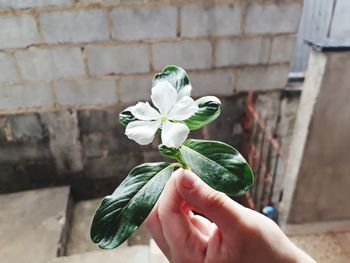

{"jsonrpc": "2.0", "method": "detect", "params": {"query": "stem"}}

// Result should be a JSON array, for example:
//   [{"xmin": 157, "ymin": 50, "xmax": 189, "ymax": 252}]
[
  {"xmin": 175, "ymin": 154, "xmax": 189, "ymax": 169},
  {"xmin": 172, "ymin": 163, "xmax": 183, "ymax": 168}
]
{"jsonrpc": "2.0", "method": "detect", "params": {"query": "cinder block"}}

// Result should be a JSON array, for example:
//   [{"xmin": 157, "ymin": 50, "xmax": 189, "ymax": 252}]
[
  {"xmin": 0, "ymin": 160, "xmax": 23, "ymax": 191},
  {"xmin": 41, "ymin": 110, "xmax": 83, "ymax": 174},
  {"xmin": 15, "ymin": 47, "xmax": 85, "ymax": 81},
  {"xmin": 215, "ymin": 38, "xmax": 271, "ymax": 67},
  {"xmin": 82, "ymin": 133, "xmax": 105, "ymax": 158},
  {"xmin": 153, "ymin": 40, "xmax": 212, "ymax": 70},
  {"xmin": 6, "ymin": 113, "xmax": 45, "ymax": 141},
  {"xmin": 78, "ymin": 108, "xmax": 120, "ymax": 134},
  {"xmin": 0, "ymin": 15, "xmax": 40, "ymax": 49},
  {"xmin": 270, "ymin": 35, "xmax": 296, "ymax": 63},
  {"xmin": 181, "ymin": 4, "xmax": 241, "ymax": 37},
  {"xmin": 53, "ymin": 79, "xmax": 118, "ymax": 107},
  {"xmin": 189, "ymin": 70, "xmax": 235, "ymax": 97},
  {"xmin": 85, "ymin": 153, "xmax": 143, "ymax": 179},
  {"xmin": 245, "ymin": 4, "xmax": 302, "ymax": 34},
  {"xmin": 87, "ymin": 44, "xmax": 150, "ymax": 75},
  {"xmin": 111, "ymin": 6, "xmax": 177, "ymax": 40},
  {"xmin": 0, "ymin": 0, "xmax": 73, "ymax": 8},
  {"xmin": 236, "ymin": 64, "xmax": 289, "ymax": 91},
  {"xmin": 206, "ymin": 95, "xmax": 246, "ymax": 148},
  {"xmin": 120, "ymin": 74, "xmax": 153, "ymax": 103},
  {"xmin": 82, "ymin": 129, "xmax": 142, "ymax": 158},
  {"xmin": 0, "ymin": 53, "xmax": 19, "ymax": 84},
  {"xmin": 0, "ymin": 142, "xmax": 52, "ymax": 164},
  {"xmin": 40, "ymin": 10, "xmax": 109, "ymax": 44},
  {"xmin": 0, "ymin": 82, "xmax": 54, "ymax": 110}
]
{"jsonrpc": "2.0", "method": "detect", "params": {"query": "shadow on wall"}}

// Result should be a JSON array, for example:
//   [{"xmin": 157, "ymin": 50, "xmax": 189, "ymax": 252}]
[{"xmin": 0, "ymin": 94, "xmax": 248, "ymax": 199}]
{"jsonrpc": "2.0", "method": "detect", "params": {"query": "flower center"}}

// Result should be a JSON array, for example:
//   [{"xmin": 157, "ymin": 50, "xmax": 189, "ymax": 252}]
[{"xmin": 160, "ymin": 116, "xmax": 167, "ymax": 122}]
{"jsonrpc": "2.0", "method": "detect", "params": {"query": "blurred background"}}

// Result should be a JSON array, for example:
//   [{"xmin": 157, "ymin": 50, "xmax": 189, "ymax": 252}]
[{"xmin": 0, "ymin": 0, "xmax": 349, "ymax": 262}]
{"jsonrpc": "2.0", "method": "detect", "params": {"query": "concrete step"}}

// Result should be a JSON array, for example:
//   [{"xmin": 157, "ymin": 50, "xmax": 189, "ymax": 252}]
[
  {"xmin": 128, "ymin": 223, "xmax": 152, "ymax": 246},
  {"xmin": 48, "ymin": 245, "xmax": 149, "ymax": 263},
  {"xmin": 66, "ymin": 198, "xmax": 127, "ymax": 255},
  {"xmin": 0, "ymin": 186, "xmax": 72, "ymax": 263},
  {"xmin": 149, "ymin": 239, "xmax": 169, "ymax": 263},
  {"xmin": 67, "ymin": 198, "xmax": 152, "ymax": 255},
  {"xmin": 67, "ymin": 199, "xmax": 151, "ymax": 255},
  {"xmin": 66, "ymin": 199, "xmax": 164, "ymax": 262}
]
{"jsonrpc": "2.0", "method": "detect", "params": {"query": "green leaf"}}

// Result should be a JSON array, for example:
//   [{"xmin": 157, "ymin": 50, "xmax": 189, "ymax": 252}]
[
  {"xmin": 153, "ymin": 65, "xmax": 190, "ymax": 96},
  {"xmin": 90, "ymin": 162, "xmax": 174, "ymax": 249},
  {"xmin": 184, "ymin": 96, "xmax": 221, "ymax": 130},
  {"xmin": 179, "ymin": 139, "xmax": 253, "ymax": 196},
  {"xmin": 158, "ymin": 144, "xmax": 180, "ymax": 160},
  {"xmin": 119, "ymin": 106, "xmax": 137, "ymax": 127}
]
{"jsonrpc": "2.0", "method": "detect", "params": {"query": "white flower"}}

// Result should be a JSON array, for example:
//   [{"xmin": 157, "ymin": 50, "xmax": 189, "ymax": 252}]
[{"xmin": 125, "ymin": 80, "xmax": 198, "ymax": 148}]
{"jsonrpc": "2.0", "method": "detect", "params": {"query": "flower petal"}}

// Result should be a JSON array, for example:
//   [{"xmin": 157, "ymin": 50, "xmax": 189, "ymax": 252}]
[
  {"xmin": 176, "ymin": 84, "xmax": 192, "ymax": 101},
  {"xmin": 125, "ymin": 120, "xmax": 161, "ymax": 145},
  {"xmin": 167, "ymin": 96, "xmax": 199, "ymax": 121},
  {"xmin": 151, "ymin": 80, "xmax": 177, "ymax": 115},
  {"xmin": 161, "ymin": 120, "xmax": 190, "ymax": 148},
  {"xmin": 130, "ymin": 102, "xmax": 160, "ymax": 121}
]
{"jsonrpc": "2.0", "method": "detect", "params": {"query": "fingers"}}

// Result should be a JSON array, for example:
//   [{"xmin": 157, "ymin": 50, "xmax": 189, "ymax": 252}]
[
  {"xmin": 189, "ymin": 213, "xmax": 215, "ymax": 237},
  {"xmin": 175, "ymin": 169, "xmax": 246, "ymax": 233},
  {"xmin": 157, "ymin": 169, "xmax": 196, "ymax": 248},
  {"xmin": 157, "ymin": 168, "xmax": 208, "ymax": 263},
  {"xmin": 145, "ymin": 202, "xmax": 171, "ymax": 259},
  {"xmin": 147, "ymin": 168, "xmax": 242, "ymax": 262}
]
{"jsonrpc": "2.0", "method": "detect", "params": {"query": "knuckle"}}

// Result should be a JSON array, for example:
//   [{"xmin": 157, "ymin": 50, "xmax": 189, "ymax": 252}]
[{"xmin": 204, "ymin": 191, "xmax": 227, "ymax": 212}]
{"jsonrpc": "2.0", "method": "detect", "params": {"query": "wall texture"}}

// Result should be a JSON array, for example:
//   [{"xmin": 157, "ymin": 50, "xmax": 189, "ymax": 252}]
[
  {"xmin": 284, "ymin": 50, "xmax": 350, "ymax": 224},
  {"xmin": 0, "ymin": 0, "xmax": 302, "ymax": 198}
]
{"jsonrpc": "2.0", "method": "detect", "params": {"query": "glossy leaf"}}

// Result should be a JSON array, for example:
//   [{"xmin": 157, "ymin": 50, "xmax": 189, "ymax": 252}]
[
  {"xmin": 119, "ymin": 106, "xmax": 137, "ymax": 127},
  {"xmin": 179, "ymin": 139, "xmax": 253, "ymax": 196},
  {"xmin": 184, "ymin": 96, "xmax": 221, "ymax": 130},
  {"xmin": 153, "ymin": 65, "xmax": 190, "ymax": 96},
  {"xmin": 158, "ymin": 144, "xmax": 180, "ymax": 160},
  {"xmin": 90, "ymin": 162, "xmax": 174, "ymax": 249}
]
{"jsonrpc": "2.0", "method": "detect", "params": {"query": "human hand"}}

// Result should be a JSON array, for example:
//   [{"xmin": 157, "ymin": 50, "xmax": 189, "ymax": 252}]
[{"xmin": 145, "ymin": 169, "xmax": 315, "ymax": 263}]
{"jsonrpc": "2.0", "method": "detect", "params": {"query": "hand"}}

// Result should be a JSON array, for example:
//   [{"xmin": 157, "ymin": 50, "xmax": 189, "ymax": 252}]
[{"xmin": 145, "ymin": 168, "xmax": 315, "ymax": 263}]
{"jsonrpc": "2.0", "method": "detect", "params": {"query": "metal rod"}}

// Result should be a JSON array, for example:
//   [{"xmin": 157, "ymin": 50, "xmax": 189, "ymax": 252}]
[
  {"xmin": 259, "ymin": 126, "xmax": 273, "ymax": 211},
  {"xmin": 268, "ymin": 152, "xmax": 280, "ymax": 204},
  {"xmin": 253, "ymin": 126, "xmax": 265, "ymax": 207}
]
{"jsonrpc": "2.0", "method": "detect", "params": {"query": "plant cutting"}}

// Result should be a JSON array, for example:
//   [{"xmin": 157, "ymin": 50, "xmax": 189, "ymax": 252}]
[{"xmin": 90, "ymin": 65, "xmax": 254, "ymax": 249}]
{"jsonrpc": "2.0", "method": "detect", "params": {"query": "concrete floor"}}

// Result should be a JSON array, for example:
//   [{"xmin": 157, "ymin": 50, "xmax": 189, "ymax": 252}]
[
  {"xmin": 0, "ymin": 187, "xmax": 71, "ymax": 263},
  {"xmin": 66, "ymin": 198, "xmax": 112, "ymax": 255},
  {"xmin": 2, "ymin": 189, "xmax": 349, "ymax": 263},
  {"xmin": 289, "ymin": 232, "xmax": 350, "ymax": 263},
  {"xmin": 70, "ymin": 199, "xmax": 350, "ymax": 263},
  {"xmin": 49, "ymin": 246, "xmax": 149, "ymax": 263},
  {"xmin": 66, "ymin": 198, "xmax": 151, "ymax": 255}
]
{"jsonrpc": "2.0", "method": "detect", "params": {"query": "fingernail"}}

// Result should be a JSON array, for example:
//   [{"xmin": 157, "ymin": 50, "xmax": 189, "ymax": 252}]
[
  {"xmin": 181, "ymin": 170, "xmax": 197, "ymax": 190},
  {"xmin": 173, "ymin": 167, "xmax": 183, "ymax": 177}
]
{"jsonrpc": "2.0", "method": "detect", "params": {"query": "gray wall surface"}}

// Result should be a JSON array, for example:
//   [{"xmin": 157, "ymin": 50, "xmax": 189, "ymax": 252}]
[
  {"xmin": 0, "ymin": 0, "xmax": 302, "ymax": 198},
  {"xmin": 282, "ymin": 50, "xmax": 350, "ymax": 224},
  {"xmin": 291, "ymin": 0, "xmax": 350, "ymax": 73}
]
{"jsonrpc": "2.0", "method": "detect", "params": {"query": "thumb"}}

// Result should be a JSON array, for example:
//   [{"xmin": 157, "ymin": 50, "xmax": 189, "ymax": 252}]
[{"xmin": 175, "ymin": 169, "xmax": 246, "ymax": 231}]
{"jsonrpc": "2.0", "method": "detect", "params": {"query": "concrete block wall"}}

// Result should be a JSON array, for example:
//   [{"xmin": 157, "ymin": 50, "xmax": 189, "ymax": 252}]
[
  {"xmin": 0, "ymin": 0, "xmax": 302, "ymax": 198},
  {"xmin": 0, "ymin": 0, "xmax": 302, "ymax": 112}
]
